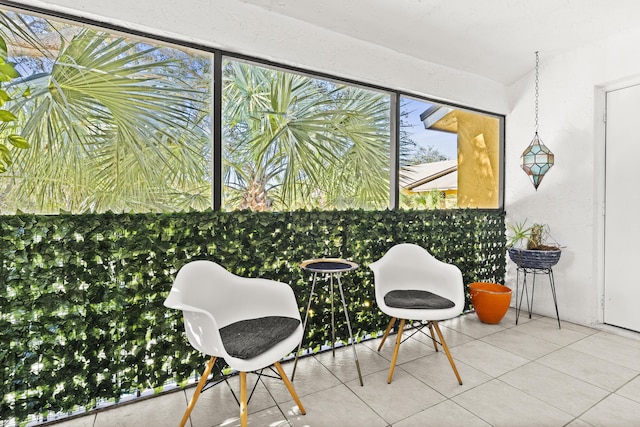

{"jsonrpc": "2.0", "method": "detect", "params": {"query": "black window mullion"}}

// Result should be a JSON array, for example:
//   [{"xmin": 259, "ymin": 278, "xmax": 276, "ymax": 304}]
[
  {"xmin": 213, "ymin": 53, "xmax": 222, "ymax": 210},
  {"xmin": 390, "ymin": 92, "xmax": 400, "ymax": 209}
]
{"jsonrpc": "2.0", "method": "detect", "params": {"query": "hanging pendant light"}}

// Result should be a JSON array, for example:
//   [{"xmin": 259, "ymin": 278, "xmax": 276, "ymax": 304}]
[{"xmin": 520, "ymin": 51, "xmax": 554, "ymax": 190}]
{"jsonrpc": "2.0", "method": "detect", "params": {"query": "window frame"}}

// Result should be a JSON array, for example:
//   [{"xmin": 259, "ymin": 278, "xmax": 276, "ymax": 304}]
[{"xmin": 0, "ymin": 0, "xmax": 505, "ymax": 212}]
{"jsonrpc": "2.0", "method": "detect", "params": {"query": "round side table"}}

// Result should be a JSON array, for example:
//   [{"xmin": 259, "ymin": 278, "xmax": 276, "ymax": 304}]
[{"xmin": 291, "ymin": 258, "xmax": 363, "ymax": 386}]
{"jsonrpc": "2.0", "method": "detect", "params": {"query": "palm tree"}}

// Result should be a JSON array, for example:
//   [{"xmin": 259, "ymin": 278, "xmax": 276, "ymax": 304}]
[
  {"xmin": 222, "ymin": 61, "xmax": 390, "ymax": 211},
  {"xmin": 0, "ymin": 11, "xmax": 40, "ymax": 175},
  {"xmin": 0, "ymin": 24, "xmax": 212, "ymax": 213},
  {"xmin": 1, "ymin": 13, "xmax": 398, "ymax": 214}
]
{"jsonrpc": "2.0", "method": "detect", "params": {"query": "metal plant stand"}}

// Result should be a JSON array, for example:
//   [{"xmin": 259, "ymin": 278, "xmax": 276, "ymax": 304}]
[{"xmin": 515, "ymin": 266, "xmax": 561, "ymax": 329}]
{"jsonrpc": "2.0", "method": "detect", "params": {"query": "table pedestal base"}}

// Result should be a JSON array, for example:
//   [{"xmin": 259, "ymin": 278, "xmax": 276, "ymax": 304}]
[{"xmin": 292, "ymin": 260, "xmax": 363, "ymax": 386}]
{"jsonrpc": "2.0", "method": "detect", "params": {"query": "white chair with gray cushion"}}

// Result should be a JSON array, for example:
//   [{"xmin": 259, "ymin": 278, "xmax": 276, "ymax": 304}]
[
  {"xmin": 369, "ymin": 243, "xmax": 464, "ymax": 385},
  {"xmin": 164, "ymin": 260, "xmax": 306, "ymax": 427}
]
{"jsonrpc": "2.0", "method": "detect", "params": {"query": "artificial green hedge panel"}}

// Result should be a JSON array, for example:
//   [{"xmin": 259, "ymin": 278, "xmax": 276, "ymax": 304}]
[{"xmin": 0, "ymin": 209, "xmax": 505, "ymax": 423}]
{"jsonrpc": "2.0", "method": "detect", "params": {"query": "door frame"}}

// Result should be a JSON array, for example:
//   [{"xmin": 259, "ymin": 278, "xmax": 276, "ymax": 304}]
[{"xmin": 595, "ymin": 75, "xmax": 640, "ymax": 326}]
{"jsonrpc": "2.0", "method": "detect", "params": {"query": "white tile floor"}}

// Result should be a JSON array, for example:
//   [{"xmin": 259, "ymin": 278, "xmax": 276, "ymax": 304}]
[{"xmin": 43, "ymin": 310, "xmax": 640, "ymax": 427}]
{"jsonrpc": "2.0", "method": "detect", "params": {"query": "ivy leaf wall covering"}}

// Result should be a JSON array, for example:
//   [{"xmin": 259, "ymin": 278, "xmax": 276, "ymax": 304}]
[{"xmin": 0, "ymin": 209, "xmax": 505, "ymax": 423}]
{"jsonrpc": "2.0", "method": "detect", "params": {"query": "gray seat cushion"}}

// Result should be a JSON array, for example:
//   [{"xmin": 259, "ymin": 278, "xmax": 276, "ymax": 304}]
[
  {"xmin": 220, "ymin": 316, "xmax": 300, "ymax": 360},
  {"xmin": 384, "ymin": 289, "xmax": 455, "ymax": 309}
]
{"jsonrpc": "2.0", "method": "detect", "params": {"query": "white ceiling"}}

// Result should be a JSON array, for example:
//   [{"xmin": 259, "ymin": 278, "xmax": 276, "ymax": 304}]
[{"xmin": 239, "ymin": 0, "xmax": 640, "ymax": 86}]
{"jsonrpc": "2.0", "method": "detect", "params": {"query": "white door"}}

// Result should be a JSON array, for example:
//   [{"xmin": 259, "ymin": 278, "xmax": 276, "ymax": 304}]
[{"xmin": 604, "ymin": 84, "xmax": 640, "ymax": 332}]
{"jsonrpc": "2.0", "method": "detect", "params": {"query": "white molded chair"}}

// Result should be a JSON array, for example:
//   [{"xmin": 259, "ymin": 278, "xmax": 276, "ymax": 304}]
[
  {"xmin": 369, "ymin": 243, "xmax": 464, "ymax": 385},
  {"xmin": 164, "ymin": 260, "xmax": 306, "ymax": 427}
]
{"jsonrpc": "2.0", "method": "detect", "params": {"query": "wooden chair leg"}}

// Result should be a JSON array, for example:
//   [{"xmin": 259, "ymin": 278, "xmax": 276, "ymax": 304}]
[
  {"xmin": 387, "ymin": 318, "xmax": 405, "ymax": 384},
  {"xmin": 428, "ymin": 322, "xmax": 439, "ymax": 352},
  {"xmin": 378, "ymin": 317, "xmax": 396, "ymax": 351},
  {"xmin": 432, "ymin": 321, "xmax": 463, "ymax": 385},
  {"xmin": 274, "ymin": 361, "xmax": 306, "ymax": 415},
  {"xmin": 240, "ymin": 371, "xmax": 248, "ymax": 427},
  {"xmin": 179, "ymin": 356, "xmax": 216, "ymax": 427}
]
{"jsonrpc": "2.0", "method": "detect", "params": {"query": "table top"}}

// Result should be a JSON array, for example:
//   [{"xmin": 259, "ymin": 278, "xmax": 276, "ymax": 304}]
[{"xmin": 300, "ymin": 258, "xmax": 359, "ymax": 273}]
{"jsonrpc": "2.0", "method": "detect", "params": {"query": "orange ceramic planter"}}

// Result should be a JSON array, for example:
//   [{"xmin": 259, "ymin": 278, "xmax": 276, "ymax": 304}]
[{"xmin": 469, "ymin": 282, "xmax": 512, "ymax": 324}]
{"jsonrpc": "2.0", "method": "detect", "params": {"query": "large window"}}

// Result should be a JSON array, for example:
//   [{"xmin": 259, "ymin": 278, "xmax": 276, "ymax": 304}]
[
  {"xmin": 0, "ymin": 11, "xmax": 213, "ymax": 214},
  {"xmin": 222, "ymin": 59, "xmax": 390, "ymax": 211},
  {"xmin": 400, "ymin": 96, "xmax": 502, "ymax": 209},
  {"xmin": 0, "ymin": 6, "xmax": 503, "ymax": 214}
]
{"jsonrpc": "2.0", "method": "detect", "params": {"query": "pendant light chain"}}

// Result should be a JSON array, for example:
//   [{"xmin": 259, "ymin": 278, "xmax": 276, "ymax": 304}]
[
  {"xmin": 534, "ymin": 51, "xmax": 539, "ymax": 133},
  {"xmin": 521, "ymin": 50, "xmax": 554, "ymax": 190}
]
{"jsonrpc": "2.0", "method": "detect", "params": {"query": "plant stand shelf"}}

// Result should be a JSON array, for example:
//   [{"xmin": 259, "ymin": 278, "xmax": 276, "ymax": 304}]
[{"xmin": 515, "ymin": 266, "xmax": 561, "ymax": 329}]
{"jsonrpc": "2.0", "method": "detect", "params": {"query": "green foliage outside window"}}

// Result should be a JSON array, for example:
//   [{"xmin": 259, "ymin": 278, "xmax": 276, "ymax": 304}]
[
  {"xmin": 222, "ymin": 60, "xmax": 391, "ymax": 211},
  {"xmin": 0, "ymin": 208, "xmax": 505, "ymax": 424},
  {"xmin": 0, "ymin": 10, "xmax": 502, "ymax": 216},
  {"xmin": 0, "ymin": 34, "xmax": 30, "ymax": 174},
  {"xmin": 0, "ymin": 16, "xmax": 212, "ymax": 214}
]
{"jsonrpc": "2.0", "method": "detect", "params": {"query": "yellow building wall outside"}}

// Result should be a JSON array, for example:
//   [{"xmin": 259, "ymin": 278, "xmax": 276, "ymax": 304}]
[{"xmin": 431, "ymin": 111, "xmax": 500, "ymax": 208}]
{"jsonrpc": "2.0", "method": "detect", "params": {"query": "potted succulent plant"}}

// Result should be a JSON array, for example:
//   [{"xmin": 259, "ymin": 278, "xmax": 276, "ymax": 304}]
[
  {"xmin": 469, "ymin": 220, "xmax": 563, "ymax": 325},
  {"xmin": 506, "ymin": 220, "xmax": 562, "ymax": 269}
]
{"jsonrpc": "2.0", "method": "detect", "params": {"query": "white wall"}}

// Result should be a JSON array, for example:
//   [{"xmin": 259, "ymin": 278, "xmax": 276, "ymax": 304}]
[
  {"xmin": 505, "ymin": 26, "xmax": 640, "ymax": 326},
  {"xmin": 12, "ymin": 0, "xmax": 640, "ymax": 327},
  {"xmin": 14, "ymin": 0, "xmax": 508, "ymax": 113}
]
